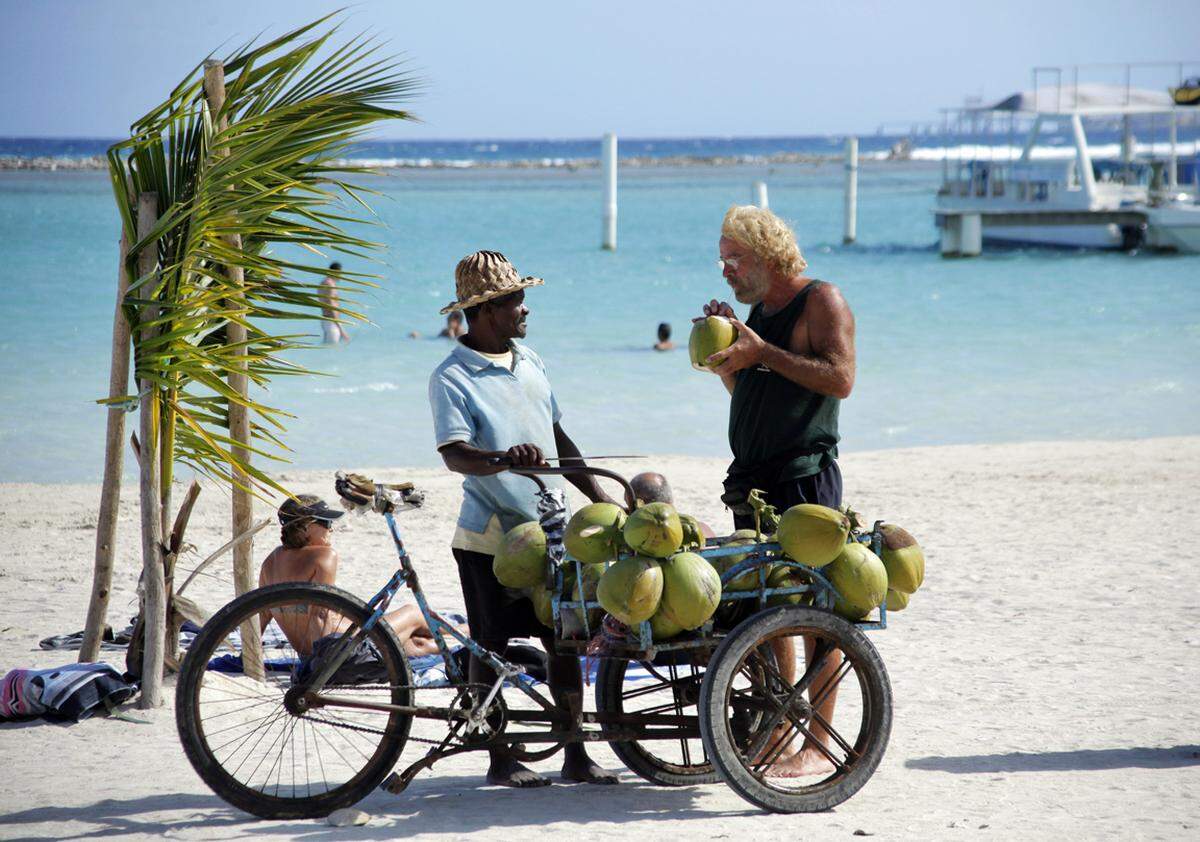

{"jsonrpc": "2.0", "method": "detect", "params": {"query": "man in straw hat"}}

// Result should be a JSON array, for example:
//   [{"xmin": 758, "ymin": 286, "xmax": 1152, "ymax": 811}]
[
  {"xmin": 429, "ymin": 250, "xmax": 619, "ymax": 788},
  {"xmin": 699, "ymin": 205, "xmax": 857, "ymax": 778}
]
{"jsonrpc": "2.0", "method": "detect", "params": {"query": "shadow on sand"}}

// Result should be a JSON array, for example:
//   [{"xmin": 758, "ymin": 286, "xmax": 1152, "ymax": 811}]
[
  {"xmin": 0, "ymin": 774, "xmax": 752, "ymax": 840},
  {"xmin": 906, "ymin": 745, "xmax": 1200, "ymax": 774}
]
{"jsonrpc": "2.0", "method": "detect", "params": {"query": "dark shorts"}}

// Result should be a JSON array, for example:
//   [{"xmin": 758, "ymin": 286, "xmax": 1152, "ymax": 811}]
[
  {"xmin": 731, "ymin": 460, "xmax": 844, "ymax": 531},
  {"xmin": 453, "ymin": 548, "xmax": 547, "ymax": 645}
]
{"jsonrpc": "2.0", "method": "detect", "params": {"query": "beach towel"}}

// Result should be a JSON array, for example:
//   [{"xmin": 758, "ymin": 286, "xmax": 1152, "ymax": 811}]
[{"xmin": 0, "ymin": 663, "xmax": 138, "ymax": 722}]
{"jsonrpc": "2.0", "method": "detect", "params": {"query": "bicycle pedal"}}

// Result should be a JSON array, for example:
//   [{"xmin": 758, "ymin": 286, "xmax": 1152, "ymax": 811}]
[{"xmin": 381, "ymin": 772, "xmax": 409, "ymax": 794}]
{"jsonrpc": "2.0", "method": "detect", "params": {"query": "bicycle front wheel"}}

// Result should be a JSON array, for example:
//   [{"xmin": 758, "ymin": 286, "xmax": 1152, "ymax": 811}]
[
  {"xmin": 700, "ymin": 606, "xmax": 892, "ymax": 813},
  {"xmin": 176, "ymin": 583, "xmax": 413, "ymax": 819}
]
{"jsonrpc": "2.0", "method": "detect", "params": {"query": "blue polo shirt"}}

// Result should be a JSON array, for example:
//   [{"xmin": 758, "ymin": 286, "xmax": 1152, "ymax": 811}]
[{"xmin": 429, "ymin": 340, "xmax": 566, "ymax": 535}]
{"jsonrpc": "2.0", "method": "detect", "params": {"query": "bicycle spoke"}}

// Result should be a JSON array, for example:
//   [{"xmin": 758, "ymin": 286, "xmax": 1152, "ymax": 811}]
[
  {"xmin": 809, "ymin": 657, "xmax": 853, "ymax": 711},
  {"xmin": 808, "ymin": 707, "xmax": 860, "ymax": 762},
  {"xmin": 216, "ymin": 704, "xmax": 289, "ymax": 769}
]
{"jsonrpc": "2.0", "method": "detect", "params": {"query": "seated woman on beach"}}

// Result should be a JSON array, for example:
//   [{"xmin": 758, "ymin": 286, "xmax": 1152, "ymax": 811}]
[{"xmin": 259, "ymin": 495, "xmax": 466, "ymax": 658}]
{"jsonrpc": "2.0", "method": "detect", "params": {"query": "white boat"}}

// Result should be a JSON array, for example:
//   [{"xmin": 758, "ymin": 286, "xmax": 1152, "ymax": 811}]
[{"xmin": 934, "ymin": 65, "xmax": 1200, "ymax": 255}]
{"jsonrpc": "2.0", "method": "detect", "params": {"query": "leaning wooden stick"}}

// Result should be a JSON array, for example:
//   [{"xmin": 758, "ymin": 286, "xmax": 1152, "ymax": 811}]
[
  {"xmin": 175, "ymin": 518, "xmax": 272, "ymax": 598},
  {"xmin": 80, "ymin": 227, "xmax": 133, "ymax": 663}
]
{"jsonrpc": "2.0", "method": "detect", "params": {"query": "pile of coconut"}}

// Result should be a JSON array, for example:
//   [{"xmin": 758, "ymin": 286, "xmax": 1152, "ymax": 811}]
[{"xmin": 493, "ymin": 500, "xmax": 925, "ymax": 641}]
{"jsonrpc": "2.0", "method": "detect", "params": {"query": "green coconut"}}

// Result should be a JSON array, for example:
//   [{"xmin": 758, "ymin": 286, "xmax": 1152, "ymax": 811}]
[
  {"xmin": 622, "ymin": 502, "xmax": 683, "ymax": 559},
  {"xmin": 885, "ymin": 589, "xmax": 909, "ymax": 612},
  {"xmin": 879, "ymin": 524, "xmax": 925, "ymax": 594},
  {"xmin": 713, "ymin": 528, "xmax": 766, "ymax": 591},
  {"xmin": 493, "ymin": 521, "xmax": 548, "ymax": 588},
  {"xmin": 826, "ymin": 542, "xmax": 889, "ymax": 620},
  {"xmin": 649, "ymin": 607, "xmax": 685, "ymax": 641},
  {"xmin": 560, "ymin": 561, "xmax": 605, "ymax": 637},
  {"xmin": 564, "ymin": 502, "xmax": 628, "ymax": 564},
  {"xmin": 689, "ymin": 315, "xmax": 738, "ymax": 371},
  {"xmin": 765, "ymin": 564, "xmax": 814, "ymax": 608},
  {"xmin": 528, "ymin": 584, "xmax": 555, "ymax": 629},
  {"xmin": 597, "ymin": 555, "xmax": 664, "ymax": 626},
  {"xmin": 678, "ymin": 514, "xmax": 706, "ymax": 550},
  {"xmin": 776, "ymin": 504, "xmax": 850, "ymax": 568},
  {"xmin": 658, "ymin": 552, "xmax": 722, "ymax": 630}
]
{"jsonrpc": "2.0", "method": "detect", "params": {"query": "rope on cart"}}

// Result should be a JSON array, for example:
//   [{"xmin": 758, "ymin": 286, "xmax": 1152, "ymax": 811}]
[{"xmin": 583, "ymin": 615, "xmax": 634, "ymax": 685}]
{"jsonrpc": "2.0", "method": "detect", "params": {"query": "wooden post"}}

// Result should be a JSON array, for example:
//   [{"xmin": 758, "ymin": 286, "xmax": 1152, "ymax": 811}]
[
  {"xmin": 135, "ymin": 191, "xmax": 167, "ymax": 709},
  {"xmin": 601, "ymin": 133, "xmax": 617, "ymax": 251},
  {"xmin": 843, "ymin": 137, "xmax": 858, "ymax": 245},
  {"xmin": 80, "ymin": 228, "xmax": 133, "ymax": 662},
  {"xmin": 204, "ymin": 59, "xmax": 264, "ymax": 681}
]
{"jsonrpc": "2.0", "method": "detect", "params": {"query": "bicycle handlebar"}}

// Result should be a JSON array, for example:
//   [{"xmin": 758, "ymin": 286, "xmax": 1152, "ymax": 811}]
[{"xmin": 489, "ymin": 458, "xmax": 639, "ymax": 513}]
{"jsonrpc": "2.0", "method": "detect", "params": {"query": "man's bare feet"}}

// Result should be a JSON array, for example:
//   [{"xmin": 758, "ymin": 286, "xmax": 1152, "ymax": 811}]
[
  {"xmin": 487, "ymin": 755, "xmax": 551, "ymax": 788},
  {"xmin": 561, "ymin": 746, "xmax": 620, "ymax": 784},
  {"xmin": 766, "ymin": 745, "xmax": 837, "ymax": 778},
  {"xmin": 749, "ymin": 718, "xmax": 800, "ymax": 766}
]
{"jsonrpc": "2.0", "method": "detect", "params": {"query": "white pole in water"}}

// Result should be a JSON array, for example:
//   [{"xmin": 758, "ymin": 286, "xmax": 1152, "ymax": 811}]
[
  {"xmin": 601, "ymin": 133, "xmax": 617, "ymax": 250},
  {"xmin": 843, "ymin": 136, "xmax": 858, "ymax": 244},
  {"xmin": 1168, "ymin": 111, "xmax": 1178, "ymax": 190},
  {"xmin": 753, "ymin": 180, "xmax": 768, "ymax": 208}
]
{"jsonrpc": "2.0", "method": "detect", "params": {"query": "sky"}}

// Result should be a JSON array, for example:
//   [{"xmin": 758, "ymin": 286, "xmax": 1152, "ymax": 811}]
[{"xmin": 2, "ymin": 0, "xmax": 1198, "ymax": 140}]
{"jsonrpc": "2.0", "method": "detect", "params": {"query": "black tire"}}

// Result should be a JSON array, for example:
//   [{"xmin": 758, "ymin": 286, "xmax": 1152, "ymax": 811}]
[
  {"xmin": 595, "ymin": 655, "xmax": 719, "ymax": 785},
  {"xmin": 699, "ymin": 606, "xmax": 891, "ymax": 813},
  {"xmin": 176, "ymin": 583, "xmax": 412, "ymax": 819}
]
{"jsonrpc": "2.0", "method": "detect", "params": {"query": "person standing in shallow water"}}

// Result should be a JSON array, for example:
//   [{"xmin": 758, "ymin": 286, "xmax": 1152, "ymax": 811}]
[
  {"xmin": 698, "ymin": 205, "xmax": 857, "ymax": 778},
  {"xmin": 319, "ymin": 262, "xmax": 350, "ymax": 344},
  {"xmin": 428, "ymin": 250, "xmax": 620, "ymax": 789}
]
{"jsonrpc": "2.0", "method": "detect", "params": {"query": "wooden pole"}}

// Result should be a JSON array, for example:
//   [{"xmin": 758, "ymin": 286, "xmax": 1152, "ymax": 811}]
[
  {"xmin": 80, "ymin": 227, "xmax": 133, "ymax": 662},
  {"xmin": 135, "ymin": 191, "xmax": 167, "ymax": 709},
  {"xmin": 204, "ymin": 59, "xmax": 264, "ymax": 681},
  {"xmin": 601, "ymin": 133, "xmax": 617, "ymax": 251}
]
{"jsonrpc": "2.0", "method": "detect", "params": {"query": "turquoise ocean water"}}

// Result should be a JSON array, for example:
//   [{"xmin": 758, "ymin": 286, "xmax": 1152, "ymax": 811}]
[{"xmin": 1, "ymin": 155, "xmax": 1198, "ymax": 482}]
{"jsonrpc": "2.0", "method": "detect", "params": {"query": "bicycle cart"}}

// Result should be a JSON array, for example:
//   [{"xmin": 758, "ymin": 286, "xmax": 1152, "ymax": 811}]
[{"xmin": 176, "ymin": 466, "xmax": 892, "ymax": 819}]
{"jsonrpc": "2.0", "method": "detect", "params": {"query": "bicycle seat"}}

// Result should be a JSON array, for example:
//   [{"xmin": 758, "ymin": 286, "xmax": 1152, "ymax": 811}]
[{"xmin": 335, "ymin": 471, "xmax": 424, "ymax": 513}]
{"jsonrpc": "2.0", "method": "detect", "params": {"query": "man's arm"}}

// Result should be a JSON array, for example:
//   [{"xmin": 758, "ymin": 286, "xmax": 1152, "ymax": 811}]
[
  {"xmin": 554, "ymin": 423, "xmax": 620, "ymax": 506},
  {"xmin": 706, "ymin": 284, "xmax": 856, "ymax": 399},
  {"xmin": 439, "ymin": 441, "xmax": 547, "ymax": 476}
]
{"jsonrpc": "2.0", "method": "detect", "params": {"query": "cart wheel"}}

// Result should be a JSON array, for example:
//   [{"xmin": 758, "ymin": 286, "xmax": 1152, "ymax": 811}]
[
  {"xmin": 699, "ymin": 606, "xmax": 891, "ymax": 813},
  {"xmin": 176, "ymin": 583, "xmax": 412, "ymax": 819},
  {"xmin": 595, "ymin": 654, "xmax": 721, "ymax": 785}
]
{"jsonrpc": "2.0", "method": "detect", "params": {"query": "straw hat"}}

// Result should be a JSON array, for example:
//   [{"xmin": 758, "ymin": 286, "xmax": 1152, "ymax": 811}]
[{"xmin": 441, "ymin": 250, "xmax": 544, "ymax": 315}]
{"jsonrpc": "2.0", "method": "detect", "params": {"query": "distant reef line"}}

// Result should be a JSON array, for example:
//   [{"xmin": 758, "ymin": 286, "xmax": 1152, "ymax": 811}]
[{"xmin": 1, "ymin": 150, "xmax": 912, "ymax": 173}]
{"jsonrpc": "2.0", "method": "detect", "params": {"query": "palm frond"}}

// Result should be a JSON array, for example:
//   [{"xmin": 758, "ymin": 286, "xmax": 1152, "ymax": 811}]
[{"xmin": 105, "ymin": 14, "xmax": 420, "ymax": 498}]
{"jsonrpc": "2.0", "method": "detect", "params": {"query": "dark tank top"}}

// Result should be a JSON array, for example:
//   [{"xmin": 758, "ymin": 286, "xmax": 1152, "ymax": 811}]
[{"xmin": 727, "ymin": 280, "xmax": 840, "ymax": 490}]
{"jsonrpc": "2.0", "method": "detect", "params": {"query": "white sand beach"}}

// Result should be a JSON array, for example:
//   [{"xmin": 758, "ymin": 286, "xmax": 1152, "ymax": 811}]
[{"xmin": 1, "ymin": 436, "xmax": 1198, "ymax": 840}]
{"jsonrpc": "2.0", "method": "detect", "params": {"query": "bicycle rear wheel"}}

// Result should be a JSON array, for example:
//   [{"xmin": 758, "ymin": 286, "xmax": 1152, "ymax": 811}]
[
  {"xmin": 595, "ymin": 654, "xmax": 718, "ymax": 785},
  {"xmin": 176, "ymin": 583, "xmax": 412, "ymax": 819}
]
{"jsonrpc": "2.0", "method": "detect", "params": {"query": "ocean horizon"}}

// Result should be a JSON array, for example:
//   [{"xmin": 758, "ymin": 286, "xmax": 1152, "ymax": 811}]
[{"xmin": 1, "ymin": 133, "xmax": 1198, "ymax": 484}]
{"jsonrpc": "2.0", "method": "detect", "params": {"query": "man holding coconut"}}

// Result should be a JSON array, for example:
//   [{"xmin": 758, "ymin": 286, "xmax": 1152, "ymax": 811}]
[
  {"xmin": 699, "ymin": 205, "xmax": 856, "ymax": 777},
  {"xmin": 428, "ymin": 250, "xmax": 619, "ymax": 789}
]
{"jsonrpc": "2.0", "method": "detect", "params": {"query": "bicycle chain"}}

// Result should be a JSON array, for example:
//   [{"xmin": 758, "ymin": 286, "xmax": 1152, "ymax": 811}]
[{"xmin": 298, "ymin": 684, "xmax": 487, "ymax": 747}]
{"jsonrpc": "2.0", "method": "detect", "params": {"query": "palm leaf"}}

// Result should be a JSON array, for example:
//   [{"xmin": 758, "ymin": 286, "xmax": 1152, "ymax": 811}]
[{"xmin": 105, "ymin": 14, "xmax": 420, "ymax": 499}]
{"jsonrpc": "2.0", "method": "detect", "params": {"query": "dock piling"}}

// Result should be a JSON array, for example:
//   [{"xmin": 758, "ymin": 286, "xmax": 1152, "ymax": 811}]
[
  {"xmin": 753, "ymin": 181, "xmax": 768, "ymax": 209},
  {"xmin": 601, "ymin": 133, "xmax": 617, "ymax": 250},
  {"xmin": 843, "ymin": 137, "xmax": 858, "ymax": 244}
]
